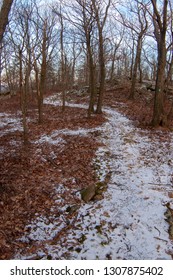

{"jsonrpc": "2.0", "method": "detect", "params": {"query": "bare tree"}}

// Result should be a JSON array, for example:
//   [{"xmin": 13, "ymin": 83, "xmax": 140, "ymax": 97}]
[
  {"xmin": 119, "ymin": 0, "xmax": 148, "ymax": 99},
  {"xmin": 108, "ymin": 31, "xmax": 124, "ymax": 81},
  {"xmin": 6, "ymin": 1, "xmax": 34, "ymax": 144},
  {"xmin": 0, "ymin": 0, "xmax": 14, "ymax": 93},
  {"xmin": 70, "ymin": 35, "xmax": 82, "ymax": 86},
  {"xmin": 32, "ymin": 7, "xmax": 57, "ymax": 123},
  {"xmin": 38, "ymin": 19, "xmax": 47, "ymax": 123},
  {"xmin": 62, "ymin": 0, "xmax": 97, "ymax": 117},
  {"xmin": 19, "ymin": 5, "xmax": 33, "ymax": 144},
  {"xmin": 53, "ymin": 3, "xmax": 79, "ymax": 112},
  {"xmin": 59, "ymin": 5, "xmax": 66, "ymax": 111},
  {"xmin": 92, "ymin": 0, "xmax": 111, "ymax": 113},
  {"xmin": 81, "ymin": 1, "xmax": 97, "ymax": 117}
]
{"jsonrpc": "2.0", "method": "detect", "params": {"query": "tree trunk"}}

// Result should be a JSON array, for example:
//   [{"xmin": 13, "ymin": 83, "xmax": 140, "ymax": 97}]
[
  {"xmin": 0, "ymin": 44, "xmax": 2, "ymax": 93},
  {"xmin": 152, "ymin": 61, "xmax": 157, "ymax": 81},
  {"xmin": 129, "ymin": 35, "xmax": 142, "ymax": 99},
  {"xmin": 151, "ymin": 0, "xmax": 168, "ymax": 127},
  {"xmin": 152, "ymin": 42, "xmax": 167, "ymax": 126},
  {"xmin": 18, "ymin": 49, "xmax": 28, "ymax": 144},
  {"xmin": 59, "ymin": 9, "xmax": 66, "ymax": 112},
  {"xmin": 22, "ymin": 67, "xmax": 30, "ymax": 145},
  {"xmin": 38, "ymin": 24, "xmax": 47, "ymax": 123},
  {"xmin": 87, "ymin": 45, "xmax": 96, "ymax": 117},
  {"xmin": 0, "ymin": 0, "xmax": 14, "ymax": 43},
  {"xmin": 96, "ymin": 30, "xmax": 105, "ymax": 114},
  {"xmin": 165, "ymin": 53, "xmax": 173, "ymax": 93},
  {"xmin": 130, "ymin": 38, "xmax": 135, "ymax": 80},
  {"xmin": 110, "ymin": 46, "xmax": 117, "ymax": 82}
]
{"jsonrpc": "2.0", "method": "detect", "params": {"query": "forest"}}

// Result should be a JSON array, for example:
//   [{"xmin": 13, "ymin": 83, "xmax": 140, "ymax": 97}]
[{"xmin": 0, "ymin": 0, "xmax": 173, "ymax": 260}]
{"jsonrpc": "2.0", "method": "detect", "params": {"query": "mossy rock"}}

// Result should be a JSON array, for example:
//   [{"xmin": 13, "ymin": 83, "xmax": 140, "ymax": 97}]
[
  {"xmin": 80, "ymin": 185, "xmax": 96, "ymax": 202},
  {"xmin": 95, "ymin": 181, "xmax": 105, "ymax": 188},
  {"xmin": 95, "ymin": 181, "xmax": 108, "ymax": 195},
  {"xmin": 93, "ymin": 194, "xmax": 104, "ymax": 201},
  {"xmin": 80, "ymin": 173, "xmax": 110, "ymax": 203}
]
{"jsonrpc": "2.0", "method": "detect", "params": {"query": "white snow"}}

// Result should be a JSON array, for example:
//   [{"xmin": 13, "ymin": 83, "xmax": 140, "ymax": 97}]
[
  {"xmin": 0, "ymin": 112, "xmax": 23, "ymax": 156},
  {"xmin": 35, "ymin": 127, "xmax": 103, "ymax": 146},
  {"xmin": 14, "ymin": 97, "xmax": 173, "ymax": 260},
  {"xmin": 35, "ymin": 134, "xmax": 66, "ymax": 146},
  {"xmin": 44, "ymin": 92, "xmax": 88, "ymax": 109},
  {"xmin": 0, "ymin": 112, "xmax": 22, "ymax": 136},
  {"xmin": 22, "ymin": 214, "xmax": 66, "ymax": 242}
]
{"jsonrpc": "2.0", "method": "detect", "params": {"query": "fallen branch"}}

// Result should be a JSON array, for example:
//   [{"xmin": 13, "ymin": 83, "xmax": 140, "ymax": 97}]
[
  {"xmin": 148, "ymin": 183, "xmax": 172, "ymax": 186},
  {"xmin": 154, "ymin": 237, "xmax": 168, "ymax": 243}
]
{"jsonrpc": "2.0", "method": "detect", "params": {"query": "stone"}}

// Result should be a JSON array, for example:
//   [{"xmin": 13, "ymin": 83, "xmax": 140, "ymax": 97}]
[
  {"xmin": 80, "ymin": 185, "xmax": 96, "ymax": 202},
  {"xmin": 93, "ymin": 194, "xmax": 103, "ymax": 201},
  {"xmin": 66, "ymin": 205, "xmax": 79, "ymax": 214}
]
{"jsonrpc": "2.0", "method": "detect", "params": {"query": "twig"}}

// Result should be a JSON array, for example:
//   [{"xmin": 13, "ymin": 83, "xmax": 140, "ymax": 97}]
[
  {"xmin": 45, "ymin": 156, "xmax": 59, "ymax": 167},
  {"xmin": 148, "ymin": 183, "xmax": 172, "ymax": 186},
  {"xmin": 154, "ymin": 226, "xmax": 161, "ymax": 236},
  {"xmin": 154, "ymin": 237, "xmax": 168, "ymax": 243}
]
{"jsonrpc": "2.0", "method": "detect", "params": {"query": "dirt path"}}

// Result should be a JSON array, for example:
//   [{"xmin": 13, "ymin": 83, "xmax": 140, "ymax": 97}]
[{"xmin": 14, "ymin": 96, "xmax": 173, "ymax": 260}]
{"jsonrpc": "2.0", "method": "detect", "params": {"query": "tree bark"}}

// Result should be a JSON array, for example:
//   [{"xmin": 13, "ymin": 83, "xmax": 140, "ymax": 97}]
[
  {"xmin": 0, "ymin": 44, "xmax": 2, "ymax": 93},
  {"xmin": 59, "ymin": 9, "xmax": 66, "ymax": 112},
  {"xmin": 129, "ymin": 35, "xmax": 142, "ymax": 99},
  {"xmin": 38, "ymin": 23, "xmax": 47, "ymax": 124},
  {"xmin": 96, "ymin": 30, "xmax": 105, "ymax": 113},
  {"xmin": 87, "ymin": 41, "xmax": 96, "ymax": 117},
  {"xmin": 91, "ymin": 0, "xmax": 111, "ymax": 114},
  {"xmin": 0, "ymin": 0, "xmax": 14, "ymax": 43},
  {"xmin": 151, "ymin": 0, "xmax": 168, "ymax": 126}
]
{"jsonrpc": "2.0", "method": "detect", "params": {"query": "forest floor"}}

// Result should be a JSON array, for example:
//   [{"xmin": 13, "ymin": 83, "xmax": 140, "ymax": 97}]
[{"xmin": 0, "ymin": 82, "xmax": 173, "ymax": 259}]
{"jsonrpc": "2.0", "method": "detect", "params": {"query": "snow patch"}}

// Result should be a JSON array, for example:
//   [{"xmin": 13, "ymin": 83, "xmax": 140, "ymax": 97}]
[
  {"xmin": 35, "ymin": 135, "xmax": 66, "ymax": 146},
  {"xmin": 0, "ymin": 112, "xmax": 22, "ymax": 136},
  {"xmin": 35, "ymin": 126, "xmax": 103, "ymax": 145}
]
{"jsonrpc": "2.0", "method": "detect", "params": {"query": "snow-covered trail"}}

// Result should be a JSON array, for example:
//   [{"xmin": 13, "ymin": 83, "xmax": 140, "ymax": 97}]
[
  {"xmin": 68, "ymin": 106, "xmax": 173, "ymax": 260},
  {"xmin": 14, "ymin": 96, "xmax": 173, "ymax": 259}
]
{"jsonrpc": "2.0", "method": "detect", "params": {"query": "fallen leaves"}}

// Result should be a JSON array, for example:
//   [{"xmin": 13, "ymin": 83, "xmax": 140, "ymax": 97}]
[
  {"xmin": 1, "ymin": 87, "xmax": 173, "ymax": 259},
  {"xmin": 0, "ymin": 99, "xmax": 106, "ymax": 259}
]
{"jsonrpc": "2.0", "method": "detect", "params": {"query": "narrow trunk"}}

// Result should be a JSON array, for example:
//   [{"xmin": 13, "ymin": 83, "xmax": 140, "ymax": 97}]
[
  {"xmin": 38, "ymin": 23, "xmax": 47, "ymax": 123},
  {"xmin": 88, "ymin": 50, "xmax": 96, "ymax": 117},
  {"xmin": 22, "ymin": 67, "xmax": 30, "ymax": 145},
  {"xmin": 110, "ymin": 46, "xmax": 117, "ymax": 81},
  {"xmin": 39, "ymin": 60, "xmax": 46, "ymax": 123},
  {"xmin": 96, "ymin": 29, "xmax": 105, "ymax": 114},
  {"xmin": 138, "ymin": 58, "xmax": 143, "ymax": 83},
  {"xmin": 129, "ymin": 36, "xmax": 142, "ymax": 99},
  {"xmin": 19, "ymin": 49, "xmax": 23, "ymax": 108},
  {"xmin": 130, "ymin": 39, "xmax": 135, "ymax": 80},
  {"xmin": 152, "ymin": 62, "xmax": 157, "ymax": 81},
  {"xmin": 61, "ymin": 56, "xmax": 66, "ymax": 112},
  {"xmin": 19, "ymin": 49, "xmax": 29, "ymax": 144},
  {"xmin": 60, "ymin": 12, "xmax": 66, "ymax": 112},
  {"xmin": 0, "ymin": 44, "xmax": 2, "ymax": 93}
]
